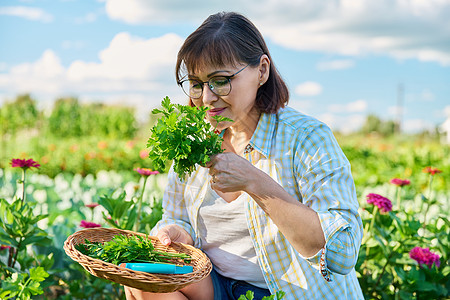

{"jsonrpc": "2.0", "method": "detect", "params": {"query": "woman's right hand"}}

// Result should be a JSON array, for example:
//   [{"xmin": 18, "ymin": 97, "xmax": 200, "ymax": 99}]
[{"xmin": 156, "ymin": 224, "xmax": 194, "ymax": 246}]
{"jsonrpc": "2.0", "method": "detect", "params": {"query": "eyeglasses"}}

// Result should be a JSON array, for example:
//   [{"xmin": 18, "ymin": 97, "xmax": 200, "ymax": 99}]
[{"xmin": 177, "ymin": 64, "xmax": 249, "ymax": 99}]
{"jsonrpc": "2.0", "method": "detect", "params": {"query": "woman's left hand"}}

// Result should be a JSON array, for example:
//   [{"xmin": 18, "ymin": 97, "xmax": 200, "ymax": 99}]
[{"xmin": 205, "ymin": 152, "xmax": 259, "ymax": 193}]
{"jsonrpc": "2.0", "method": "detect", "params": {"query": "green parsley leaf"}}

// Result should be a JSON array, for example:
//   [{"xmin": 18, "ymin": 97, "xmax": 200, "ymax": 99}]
[{"xmin": 147, "ymin": 96, "xmax": 232, "ymax": 178}]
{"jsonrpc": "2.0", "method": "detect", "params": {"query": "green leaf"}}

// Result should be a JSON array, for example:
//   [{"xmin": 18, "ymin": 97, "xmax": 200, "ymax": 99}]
[
  {"xmin": 29, "ymin": 267, "xmax": 49, "ymax": 282},
  {"xmin": 417, "ymin": 280, "xmax": 437, "ymax": 292}
]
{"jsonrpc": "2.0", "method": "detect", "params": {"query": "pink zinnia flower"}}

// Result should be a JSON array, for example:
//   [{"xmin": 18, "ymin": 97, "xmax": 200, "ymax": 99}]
[
  {"xmin": 366, "ymin": 193, "xmax": 392, "ymax": 213},
  {"xmin": 10, "ymin": 158, "xmax": 40, "ymax": 169},
  {"xmin": 85, "ymin": 203, "xmax": 100, "ymax": 208},
  {"xmin": 134, "ymin": 168, "xmax": 159, "ymax": 177},
  {"xmin": 409, "ymin": 247, "xmax": 440, "ymax": 268},
  {"xmin": 79, "ymin": 220, "xmax": 101, "ymax": 228},
  {"xmin": 422, "ymin": 167, "xmax": 442, "ymax": 175},
  {"xmin": 390, "ymin": 178, "xmax": 411, "ymax": 187}
]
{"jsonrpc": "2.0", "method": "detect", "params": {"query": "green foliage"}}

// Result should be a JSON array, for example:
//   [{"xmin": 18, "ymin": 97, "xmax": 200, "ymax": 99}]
[
  {"xmin": 0, "ymin": 167, "xmax": 53, "ymax": 299},
  {"xmin": 360, "ymin": 114, "xmax": 397, "ymax": 136},
  {"xmin": 48, "ymin": 97, "xmax": 83, "ymax": 137},
  {"xmin": 358, "ymin": 190, "xmax": 449, "ymax": 299},
  {"xmin": 0, "ymin": 198, "xmax": 51, "ymax": 271},
  {"xmin": 147, "ymin": 96, "xmax": 231, "ymax": 178},
  {"xmin": 75, "ymin": 235, "xmax": 190, "ymax": 265},
  {"xmin": 238, "ymin": 290, "xmax": 286, "ymax": 300},
  {"xmin": 0, "ymin": 94, "xmax": 40, "ymax": 135},
  {"xmin": 47, "ymin": 98, "xmax": 137, "ymax": 138},
  {"xmin": 98, "ymin": 191, "xmax": 138, "ymax": 231},
  {"xmin": 340, "ymin": 136, "xmax": 450, "ymax": 190},
  {"xmin": 79, "ymin": 103, "xmax": 137, "ymax": 138},
  {"xmin": 55, "ymin": 262, "xmax": 125, "ymax": 300},
  {"xmin": 0, "ymin": 267, "xmax": 49, "ymax": 300},
  {"xmin": 98, "ymin": 189, "xmax": 163, "ymax": 234}
]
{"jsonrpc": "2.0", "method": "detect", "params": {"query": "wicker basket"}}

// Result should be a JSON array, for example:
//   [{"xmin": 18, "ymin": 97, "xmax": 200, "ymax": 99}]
[{"xmin": 64, "ymin": 227, "xmax": 212, "ymax": 293}]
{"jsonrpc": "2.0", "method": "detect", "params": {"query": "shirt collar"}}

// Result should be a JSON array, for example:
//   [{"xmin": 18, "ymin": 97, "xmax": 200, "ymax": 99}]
[{"xmin": 249, "ymin": 112, "xmax": 276, "ymax": 158}]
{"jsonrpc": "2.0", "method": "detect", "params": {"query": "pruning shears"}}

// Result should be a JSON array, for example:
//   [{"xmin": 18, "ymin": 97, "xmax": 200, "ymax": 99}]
[{"xmin": 119, "ymin": 262, "xmax": 193, "ymax": 274}]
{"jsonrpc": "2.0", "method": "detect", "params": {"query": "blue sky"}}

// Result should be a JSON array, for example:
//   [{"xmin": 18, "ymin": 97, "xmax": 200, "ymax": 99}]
[{"xmin": 1, "ymin": 0, "xmax": 449, "ymax": 133}]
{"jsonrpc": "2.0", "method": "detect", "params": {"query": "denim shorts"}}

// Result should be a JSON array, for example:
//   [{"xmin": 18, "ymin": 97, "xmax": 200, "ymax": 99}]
[{"xmin": 210, "ymin": 268, "xmax": 271, "ymax": 300}]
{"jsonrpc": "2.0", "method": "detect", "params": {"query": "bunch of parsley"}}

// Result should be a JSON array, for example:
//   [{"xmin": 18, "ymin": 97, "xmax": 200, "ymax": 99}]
[
  {"xmin": 75, "ymin": 235, "xmax": 191, "ymax": 265},
  {"xmin": 147, "ymin": 96, "xmax": 231, "ymax": 178}
]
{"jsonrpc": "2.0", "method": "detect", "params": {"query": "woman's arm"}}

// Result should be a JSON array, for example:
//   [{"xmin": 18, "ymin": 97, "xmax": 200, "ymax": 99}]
[
  {"xmin": 207, "ymin": 153, "xmax": 325, "ymax": 257},
  {"xmin": 150, "ymin": 166, "xmax": 197, "ymax": 245}
]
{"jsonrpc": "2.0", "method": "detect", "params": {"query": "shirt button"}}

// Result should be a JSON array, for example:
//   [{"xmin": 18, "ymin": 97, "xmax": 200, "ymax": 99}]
[{"xmin": 244, "ymin": 144, "xmax": 254, "ymax": 154}]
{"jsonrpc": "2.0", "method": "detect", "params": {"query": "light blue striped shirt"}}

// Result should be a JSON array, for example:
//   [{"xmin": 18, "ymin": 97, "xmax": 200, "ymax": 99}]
[{"xmin": 152, "ymin": 106, "xmax": 364, "ymax": 299}]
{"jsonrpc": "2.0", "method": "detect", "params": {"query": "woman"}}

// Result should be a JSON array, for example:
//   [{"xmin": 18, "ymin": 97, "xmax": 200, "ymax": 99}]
[{"xmin": 125, "ymin": 11, "xmax": 364, "ymax": 300}]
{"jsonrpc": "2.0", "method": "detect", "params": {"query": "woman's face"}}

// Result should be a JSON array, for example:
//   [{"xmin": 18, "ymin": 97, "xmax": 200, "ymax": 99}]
[{"xmin": 189, "ymin": 60, "xmax": 267, "ymax": 133}]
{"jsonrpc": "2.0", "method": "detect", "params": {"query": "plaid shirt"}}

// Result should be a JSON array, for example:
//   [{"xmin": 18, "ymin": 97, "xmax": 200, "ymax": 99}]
[{"xmin": 152, "ymin": 107, "xmax": 364, "ymax": 299}]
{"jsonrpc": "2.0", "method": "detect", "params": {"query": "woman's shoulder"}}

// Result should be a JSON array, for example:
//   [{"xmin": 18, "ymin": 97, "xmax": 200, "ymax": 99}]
[{"xmin": 276, "ymin": 106, "xmax": 328, "ymax": 134}]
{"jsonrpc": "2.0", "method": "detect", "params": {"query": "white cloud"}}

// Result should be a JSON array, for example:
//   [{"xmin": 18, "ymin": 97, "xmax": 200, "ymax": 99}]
[
  {"xmin": 67, "ymin": 32, "xmax": 182, "ymax": 81},
  {"xmin": 287, "ymin": 99, "xmax": 315, "ymax": 114},
  {"xmin": 295, "ymin": 81, "xmax": 322, "ymax": 96},
  {"xmin": 102, "ymin": 0, "xmax": 450, "ymax": 66},
  {"xmin": 317, "ymin": 59, "xmax": 355, "ymax": 71},
  {"xmin": 316, "ymin": 112, "xmax": 367, "ymax": 134},
  {"xmin": 328, "ymin": 99, "xmax": 368, "ymax": 113},
  {"xmin": 0, "ymin": 62, "xmax": 8, "ymax": 72},
  {"xmin": 403, "ymin": 118, "xmax": 435, "ymax": 133},
  {"xmin": 104, "ymin": 0, "xmax": 239, "ymax": 24},
  {"xmin": 445, "ymin": 105, "xmax": 450, "ymax": 117},
  {"xmin": 0, "ymin": 32, "xmax": 186, "ymax": 109},
  {"xmin": 6, "ymin": 50, "xmax": 65, "ymax": 94},
  {"xmin": 0, "ymin": 6, "xmax": 53, "ymax": 22}
]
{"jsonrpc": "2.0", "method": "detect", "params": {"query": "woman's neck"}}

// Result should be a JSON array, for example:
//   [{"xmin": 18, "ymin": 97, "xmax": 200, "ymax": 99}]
[
  {"xmin": 229, "ymin": 106, "xmax": 260, "ymax": 137},
  {"xmin": 224, "ymin": 108, "xmax": 260, "ymax": 155}
]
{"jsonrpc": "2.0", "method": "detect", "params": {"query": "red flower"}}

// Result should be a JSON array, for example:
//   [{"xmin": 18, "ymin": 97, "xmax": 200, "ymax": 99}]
[
  {"xmin": 366, "ymin": 193, "xmax": 392, "ymax": 213},
  {"xmin": 85, "ymin": 203, "xmax": 100, "ymax": 208},
  {"xmin": 390, "ymin": 178, "xmax": 411, "ymax": 187},
  {"xmin": 10, "ymin": 158, "xmax": 40, "ymax": 169},
  {"xmin": 0, "ymin": 245, "xmax": 11, "ymax": 251},
  {"xmin": 134, "ymin": 168, "xmax": 159, "ymax": 177},
  {"xmin": 79, "ymin": 220, "xmax": 101, "ymax": 228},
  {"xmin": 422, "ymin": 167, "xmax": 442, "ymax": 175},
  {"xmin": 409, "ymin": 246, "xmax": 440, "ymax": 268}
]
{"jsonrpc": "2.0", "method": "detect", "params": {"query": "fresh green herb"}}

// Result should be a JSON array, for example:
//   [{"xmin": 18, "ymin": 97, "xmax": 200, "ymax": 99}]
[
  {"xmin": 75, "ymin": 235, "xmax": 191, "ymax": 265},
  {"xmin": 147, "ymin": 96, "xmax": 232, "ymax": 178}
]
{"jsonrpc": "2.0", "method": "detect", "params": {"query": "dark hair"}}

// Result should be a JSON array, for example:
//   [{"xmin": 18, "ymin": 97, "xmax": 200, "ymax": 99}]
[{"xmin": 175, "ymin": 12, "xmax": 289, "ymax": 114}]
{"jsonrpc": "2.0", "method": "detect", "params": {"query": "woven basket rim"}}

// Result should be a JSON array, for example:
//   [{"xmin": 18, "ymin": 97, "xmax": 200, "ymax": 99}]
[{"xmin": 63, "ymin": 227, "xmax": 212, "ymax": 293}]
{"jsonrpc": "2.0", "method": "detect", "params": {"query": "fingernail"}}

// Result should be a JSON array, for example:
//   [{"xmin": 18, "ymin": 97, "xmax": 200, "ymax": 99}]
[{"xmin": 163, "ymin": 238, "xmax": 170, "ymax": 245}]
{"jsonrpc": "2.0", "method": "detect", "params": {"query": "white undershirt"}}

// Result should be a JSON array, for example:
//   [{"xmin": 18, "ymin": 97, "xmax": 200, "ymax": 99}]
[{"xmin": 197, "ymin": 184, "xmax": 267, "ymax": 288}]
